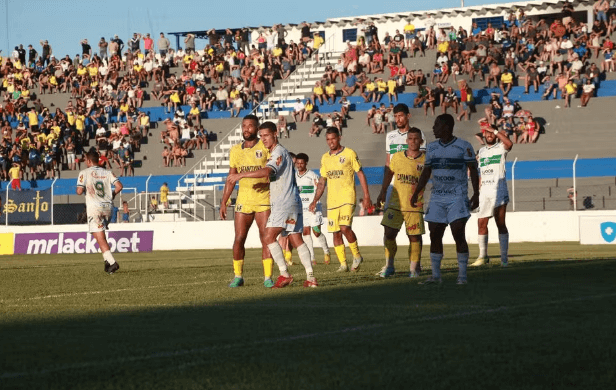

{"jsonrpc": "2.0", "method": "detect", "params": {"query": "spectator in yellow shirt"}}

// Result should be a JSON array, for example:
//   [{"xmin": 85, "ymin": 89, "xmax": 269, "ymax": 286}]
[
  {"xmin": 564, "ymin": 79, "xmax": 578, "ymax": 108},
  {"xmin": 311, "ymin": 81, "xmax": 325, "ymax": 105},
  {"xmin": 500, "ymin": 69, "xmax": 514, "ymax": 96},
  {"xmin": 387, "ymin": 78, "xmax": 398, "ymax": 102}
]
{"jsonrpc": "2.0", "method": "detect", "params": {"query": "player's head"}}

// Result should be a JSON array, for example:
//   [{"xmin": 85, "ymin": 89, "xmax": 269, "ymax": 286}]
[
  {"xmin": 295, "ymin": 153, "xmax": 309, "ymax": 173},
  {"xmin": 325, "ymin": 127, "xmax": 341, "ymax": 151},
  {"xmin": 407, "ymin": 127, "xmax": 423, "ymax": 152},
  {"xmin": 393, "ymin": 103, "xmax": 411, "ymax": 129},
  {"xmin": 85, "ymin": 149, "xmax": 99, "ymax": 167},
  {"xmin": 257, "ymin": 121, "xmax": 278, "ymax": 149},
  {"xmin": 484, "ymin": 124, "xmax": 499, "ymax": 145},
  {"xmin": 433, "ymin": 114, "xmax": 454, "ymax": 140},
  {"xmin": 241, "ymin": 114, "xmax": 259, "ymax": 141}
]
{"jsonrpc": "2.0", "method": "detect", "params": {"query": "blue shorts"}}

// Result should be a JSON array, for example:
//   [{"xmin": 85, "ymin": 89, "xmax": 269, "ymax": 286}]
[
  {"xmin": 405, "ymin": 33, "xmax": 416, "ymax": 40},
  {"xmin": 425, "ymin": 197, "xmax": 470, "ymax": 225},
  {"xmin": 597, "ymin": 11, "xmax": 608, "ymax": 23}
]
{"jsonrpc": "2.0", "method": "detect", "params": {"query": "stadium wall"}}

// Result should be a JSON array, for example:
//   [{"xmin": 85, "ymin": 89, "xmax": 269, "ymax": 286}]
[{"xmin": 2, "ymin": 210, "xmax": 615, "ymax": 255}]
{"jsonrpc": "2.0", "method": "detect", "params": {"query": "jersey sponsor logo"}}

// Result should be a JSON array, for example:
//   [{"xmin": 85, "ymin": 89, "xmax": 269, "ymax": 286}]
[
  {"xmin": 238, "ymin": 165, "xmax": 262, "ymax": 173},
  {"xmin": 387, "ymin": 212, "xmax": 394, "ymax": 219},
  {"xmin": 255, "ymin": 150, "xmax": 263, "ymax": 159},
  {"xmin": 339, "ymin": 156, "xmax": 346, "ymax": 164},
  {"xmin": 326, "ymin": 170, "xmax": 344, "ymax": 179},
  {"xmin": 479, "ymin": 155, "xmax": 502, "ymax": 167},
  {"xmin": 481, "ymin": 168, "xmax": 494, "ymax": 175},
  {"xmin": 340, "ymin": 215, "xmax": 351, "ymax": 221},
  {"xmin": 396, "ymin": 173, "xmax": 419, "ymax": 185},
  {"xmin": 433, "ymin": 188, "xmax": 458, "ymax": 195},
  {"xmin": 433, "ymin": 175, "xmax": 456, "ymax": 182},
  {"xmin": 328, "ymin": 220, "xmax": 335, "ymax": 227}
]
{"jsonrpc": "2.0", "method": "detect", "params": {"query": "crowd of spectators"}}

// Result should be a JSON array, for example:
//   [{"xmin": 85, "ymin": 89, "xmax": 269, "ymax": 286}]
[{"xmin": 0, "ymin": 21, "xmax": 330, "ymax": 181}]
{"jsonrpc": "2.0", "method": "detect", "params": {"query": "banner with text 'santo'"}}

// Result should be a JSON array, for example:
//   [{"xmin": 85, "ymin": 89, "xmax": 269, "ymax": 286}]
[
  {"xmin": 13, "ymin": 231, "xmax": 154, "ymax": 255},
  {"xmin": 1, "ymin": 189, "xmax": 52, "ymax": 224}
]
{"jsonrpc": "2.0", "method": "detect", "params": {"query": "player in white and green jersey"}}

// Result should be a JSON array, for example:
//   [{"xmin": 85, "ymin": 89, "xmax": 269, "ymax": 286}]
[
  {"xmin": 295, "ymin": 153, "xmax": 331, "ymax": 265},
  {"xmin": 76, "ymin": 149, "xmax": 123, "ymax": 274},
  {"xmin": 471, "ymin": 125, "xmax": 513, "ymax": 267}
]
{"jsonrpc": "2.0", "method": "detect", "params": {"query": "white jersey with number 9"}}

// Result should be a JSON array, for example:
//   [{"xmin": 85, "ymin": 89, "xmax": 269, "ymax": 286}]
[{"xmin": 77, "ymin": 166, "xmax": 119, "ymax": 210}]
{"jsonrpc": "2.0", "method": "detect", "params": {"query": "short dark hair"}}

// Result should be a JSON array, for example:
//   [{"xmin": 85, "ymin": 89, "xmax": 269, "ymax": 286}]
[
  {"xmin": 243, "ymin": 114, "xmax": 259, "ymax": 125},
  {"xmin": 258, "ymin": 121, "xmax": 277, "ymax": 133},
  {"xmin": 325, "ymin": 127, "xmax": 340, "ymax": 136},
  {"xmin": 436, "ymin": 114, "xmax": 455, "ymax": 131},
  {"xmin": 295, "ymin": 153, "xmax": 309, "ymax": 162},
  {"xmin": 408, "ymin": 127, "xmax": 423, "ymax": 138},
  {"xmin": 86, "ymin": 149, "xmax": 99, "ymax": 163}
]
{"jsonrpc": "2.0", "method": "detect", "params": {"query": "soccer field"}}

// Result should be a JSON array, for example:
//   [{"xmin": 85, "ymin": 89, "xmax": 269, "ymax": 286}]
[{"xmin": 1, "ymin": 242, "xmax": 615, "ymax": 390}]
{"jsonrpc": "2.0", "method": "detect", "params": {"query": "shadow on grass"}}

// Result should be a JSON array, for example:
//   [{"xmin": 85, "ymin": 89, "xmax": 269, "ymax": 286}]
[{"xmin": 1, "ymin": 258, "xmax": 616, "ymax": 390}]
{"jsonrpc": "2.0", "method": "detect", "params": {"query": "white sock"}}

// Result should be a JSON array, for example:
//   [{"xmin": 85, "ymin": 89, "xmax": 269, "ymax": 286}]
[
  {"xmin": 297, "ymin": 243, "xmax": 315, "ymax": 279},
  {"xmin": 478, "ymin": 234, "xmax": 488, "ymax": 258},
  {"xmin": 102, "ymin": 250, "xmax": 115, "ymax": 265},
  {"xmin": 430, "ymin": 253, "xmax": 443, "ymax": 278},
  {"xmin": 314, "ymin": 233, "xmax": 330, "ymax": 254},
  {"xmin": 457, "ymin": 252, "xmax": 469, "ymax": 279},
  {"xmin": 267, "ymin": 242, "xmax": 289, "ymax": 276},
  {"xmin": 499, "ymin": 233, "xmax": 509, "ymax": 264},
  {"xmin": 303, "ymin": 234, "xmax": 314, "ymax": 261}
]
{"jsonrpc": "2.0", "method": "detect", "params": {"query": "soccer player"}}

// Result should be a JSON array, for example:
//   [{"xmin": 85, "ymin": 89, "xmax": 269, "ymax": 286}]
[
  {"xmin": 294, "ymin": 153, "xmax": 331, "ymax": 265},
  {"xmin": 220, "ymin": 115, "xmax": 274, "ymax": 288},
  {"xmin": 76, "ymin": 149, "xmax": 124, "ymax": 274},
  {"xmin": 227, "ymin": 121, "xmax": 318, "ymax": 288},
  {"xmin": 411, "ymin": 114, "xmax": 479, "ymax": 285},
  {"xmin": 376, "ymin": 128, "xmax": 425, "ymax": 278},
  {"xmin": 309, "ymin": 127, "xmax": 372, "ymax": 272},
  {"xmin": 471, "ymin": 125, "xmax": 513, "ymax": 267}
]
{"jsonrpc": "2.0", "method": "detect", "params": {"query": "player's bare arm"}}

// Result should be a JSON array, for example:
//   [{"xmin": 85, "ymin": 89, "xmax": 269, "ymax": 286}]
[
  {"xmin": 227, "ymin": 166, "xmax": 273, "ymax": 183},
  {"xmin": 411, "ymin": 166, "xmax": 432, "ymax": 207},
  {"xmin": 377, "ymin": 166, "xmax": 395, "ymax": 206},
  {"xmin": 220, "ymin": 167, "xmax": 238, "ymax": 220},
  {"xmin": 468, "ymin": 161, "xmax": 480, "ymax": 210},
  {"xmin": 112, "ymin": 181, "xmax": 123, "ymax": 199},
  {"xmin": 309, "ymin": 177, "xmax": 327, "ymax": 212},
  {"xmin": 496, "ymin": 129, "xmax": 514, "ymax": 151},
  {"xmin": 357, "ymin": 170, "xmax": 372, "ymax": 209}
]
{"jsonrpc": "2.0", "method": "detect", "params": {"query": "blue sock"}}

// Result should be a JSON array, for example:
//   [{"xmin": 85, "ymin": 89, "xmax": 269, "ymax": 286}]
[
  {"xmin": 430, "ymin": 253, "xmax": 443, "ymax": 278},
  {"xmin": 457, "ymin": 252, "xmax": 469, "ymax": 279}
]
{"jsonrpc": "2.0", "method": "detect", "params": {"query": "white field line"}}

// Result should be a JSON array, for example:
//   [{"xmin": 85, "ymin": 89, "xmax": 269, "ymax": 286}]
[
  {"xmin": 0, "ymin": 281, "xmax": 215, "ymax": 304},
  {"xmin": 2, "ymin": 292, "xmax": 616, "ymax": 379}
]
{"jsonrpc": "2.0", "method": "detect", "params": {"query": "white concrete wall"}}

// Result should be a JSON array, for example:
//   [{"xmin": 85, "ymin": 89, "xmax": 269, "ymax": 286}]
[{"xmin": 3, "ymin": 209, "xmax": 616, "ymax": 253}]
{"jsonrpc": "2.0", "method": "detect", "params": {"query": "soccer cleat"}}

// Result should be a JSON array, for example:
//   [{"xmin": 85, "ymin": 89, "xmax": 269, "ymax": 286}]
[
  {"xmin": 303, "ymin": 279, "xmax": 318, "ymax": 288},
  {"xmin": 419, "ymin": 276, "xmax": 442, "ymax": 285},
  {"xmin": 456, "ymin": 277, "xmax": 468, "ymax": 285},
  {"xmin": 106, "ymin": 262, "xmax": 120, "ymax": 274},
  {"xmin": 323, "ymin": 253, "xmax": 331, "ymax": 265},
  {"xmin": 263, "ymin": 278, "xmax": 275, "ymax": 288},
  {"xmin": 501, "ymin": 261, "xmax": 509, "ymax": 268},
  {"xmin": 311, "ymin": 260, "xmax": 317, "ymax": 266},
  {"xmin": 351, "ymin": 256, "xmax": 363, "ymax": 272},
  {"xmin": 228, "ymin": 277, "xmax": 245, "ymax": 288},
  {"xmin": 336, "ymin": 264, "xmax": 350, "ymax": 272},
  {"xmin": 377, "ymin": 266, "xmax": 395, "ymax": 278},
  {"xmin": 409, "ymin": 271, "xmax": 420, "ymax": 278},
  {"xmin": 471, "ymin": 257, "xmax": 489, "ymax": 266},
  {"xmin": 273, "ymin": 275, "xmax": 294, "ymax": 288}
]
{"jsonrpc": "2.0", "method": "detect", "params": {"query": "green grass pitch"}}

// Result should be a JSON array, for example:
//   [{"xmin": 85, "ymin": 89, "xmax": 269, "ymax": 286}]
[{"xmin": 1, "ymin": 242, "xmax": 615, "ymax": 390}]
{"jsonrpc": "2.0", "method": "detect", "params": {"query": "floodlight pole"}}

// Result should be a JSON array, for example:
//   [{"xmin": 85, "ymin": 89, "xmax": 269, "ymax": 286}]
[
  {"xmin": 511, "ymin": 157, "xmax": 518, "ymax": 212},
  {"xmin": 573, "ymin": 154, "xmax": 579, "ymax": 212}
]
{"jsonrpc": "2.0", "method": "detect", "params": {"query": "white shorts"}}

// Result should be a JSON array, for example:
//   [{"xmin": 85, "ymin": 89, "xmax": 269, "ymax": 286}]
[
  {"xmin": 302, "ymin": 208, "xmax": 323, "ymax": 228},
  {"xmin": 267, "ymin": 206, "xmax": 304, "ymax": 236},
  {"xmin": 477, "ymin": 191, "xmax": 509, "ymax": 219},
  {"xmin": 88, "ymin": 204, "xmax": 112, "ymax": 233},
  {"xmin": 425, "ymin": 197, "xmax": 470, "ymax": 225}
]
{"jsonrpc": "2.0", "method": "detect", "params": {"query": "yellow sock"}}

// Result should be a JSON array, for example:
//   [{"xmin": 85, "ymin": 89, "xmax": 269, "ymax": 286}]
[
  {"xmin": 384, "ymin": 239, "xmax": 397, "ymax": 266},
  {"xmin": 348, "ymin": 241, "xmax": 361, "ymax": 259},
  {"xmin": 409, "ymin": 241, "xmax": 421, "ymax": 263},
  {"xmin": 233, "ymin": 259, "xmax": 244, "ymax": 277},
  {"xmin": 334, "ymin": 244, "xmax": 347, "ymax": 265},
  {"xmin": 262, "ymin": 258, "xmax": 273, "ymax": 279}
]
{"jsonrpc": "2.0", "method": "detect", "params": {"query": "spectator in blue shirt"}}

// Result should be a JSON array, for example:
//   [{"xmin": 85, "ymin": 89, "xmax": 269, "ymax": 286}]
[
  {"xmin": 471, "ymin": 22, "xmax": 482, "ymax": 36},
  {"xmin": 342, "ymin": 71, "xmax": 358, "ymax": 96}
]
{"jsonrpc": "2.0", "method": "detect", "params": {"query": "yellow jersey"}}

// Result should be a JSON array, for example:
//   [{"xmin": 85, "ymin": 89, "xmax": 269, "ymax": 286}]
[
  {"xmin": 75, "ymin": 115, "xmax": 85, "ymax": 131},
  {"xmin": 377, "ymin": 80, "xmax": 387, "ymax": 92},
  {"xmin": 27, "ymin": 112, "xmax": 39, "ymax": 126},
  {"xmin": 229, "ymin": 139, "xmax": 270, "ymax": 208},
  {"xmin": 9, "ymin": 166, "xmax": 20, "ymax": 180},
  {"xmin": 326, "ymin": 84, "xmax": 336, "ymax": 95},
  {"xmin": 387, "ymin": 79, "xmax": 397, "ymax": 93},
  {"xmin": 388, "ymin": 151, "xmax": 425, "ymax": 212},
  {"xmin": 320, "ymin": 147, "xmax": 362, "ymax": 210},
  {"xmin": 160, "ymin": 185, "xmax": 169, "ymax": 202}
]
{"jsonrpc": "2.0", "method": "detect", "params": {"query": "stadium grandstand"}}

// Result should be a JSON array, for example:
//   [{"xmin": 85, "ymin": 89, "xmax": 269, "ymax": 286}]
[
  {"xmin": 3, "ymin": 1, "xmax": 616, "ymax": 389},
  {"xmin": 0, "ymin": 0, "xmax": 615, "ymax": 223}
]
